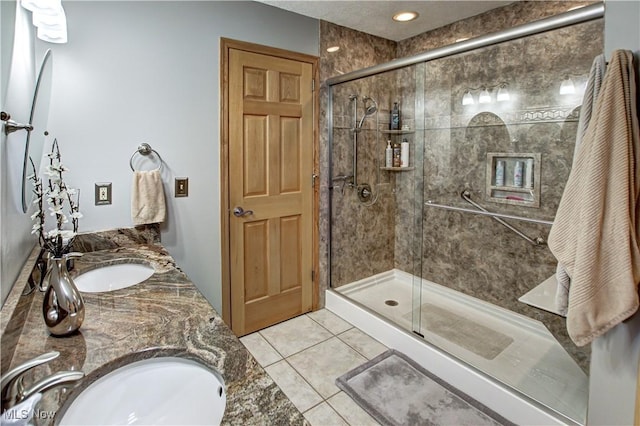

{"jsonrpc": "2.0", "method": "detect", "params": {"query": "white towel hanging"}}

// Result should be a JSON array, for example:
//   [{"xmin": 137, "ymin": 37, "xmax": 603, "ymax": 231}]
[{"xmin": 131, "ymin": 169, "xmax": 166, "ymax": 225}]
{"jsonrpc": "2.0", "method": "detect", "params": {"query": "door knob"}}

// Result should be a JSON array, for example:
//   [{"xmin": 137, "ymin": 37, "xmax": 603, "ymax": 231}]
[{"xmin": 233, "ymin": 207, "xmax": 253, "ymax": 217}]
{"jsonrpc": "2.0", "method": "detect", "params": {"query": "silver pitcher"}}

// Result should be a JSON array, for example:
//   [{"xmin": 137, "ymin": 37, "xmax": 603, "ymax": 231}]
[{"xmin": 42, "ymin": 253, "xmax": 85, "ymax": 336}]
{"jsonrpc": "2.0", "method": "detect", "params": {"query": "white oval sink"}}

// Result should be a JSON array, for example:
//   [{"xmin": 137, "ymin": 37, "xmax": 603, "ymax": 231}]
[
  {"xmin": 73, "ymin": 263, "xmax": 155, "ymax": 293},
  {"xmin": 59, "ymin": 357, "xmax": 226, "ymax": 425}
]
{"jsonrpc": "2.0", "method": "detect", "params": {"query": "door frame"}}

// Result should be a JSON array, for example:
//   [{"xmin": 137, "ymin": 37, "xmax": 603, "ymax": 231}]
[{"xmin": 220, "ymin": 38, "xmax": 320, "ymax": 326}]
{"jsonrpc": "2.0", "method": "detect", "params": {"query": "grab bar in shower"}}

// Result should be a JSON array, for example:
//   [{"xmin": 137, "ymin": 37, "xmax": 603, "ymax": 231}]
[
  {"xmin": 425, "ymin": 190, "xmax": 553, "ymax": 246},
  {"xmin": 460, "ymin": 190, "xmax": 547, "ymax": 246}
]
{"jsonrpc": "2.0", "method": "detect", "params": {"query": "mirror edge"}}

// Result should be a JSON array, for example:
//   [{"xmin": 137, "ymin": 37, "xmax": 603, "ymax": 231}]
[{"xmin": 21, "ymin": 48, "xmax": 52, "ymax": 213}]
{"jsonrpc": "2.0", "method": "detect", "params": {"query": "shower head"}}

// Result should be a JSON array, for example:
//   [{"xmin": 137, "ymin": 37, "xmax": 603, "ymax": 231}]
[
  {"xmin": 363, "ymin": 96, "xmax": 378, "ymax": 115},
  {"xmin": 357, "ymin": 96, "xmax": 378, "ymax": 129}
]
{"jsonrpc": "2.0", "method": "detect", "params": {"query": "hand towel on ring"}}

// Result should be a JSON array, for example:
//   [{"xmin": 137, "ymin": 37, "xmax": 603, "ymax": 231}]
[{"xmin": 131, "ymin": 169, "xmax": 166, "ymax": 225}]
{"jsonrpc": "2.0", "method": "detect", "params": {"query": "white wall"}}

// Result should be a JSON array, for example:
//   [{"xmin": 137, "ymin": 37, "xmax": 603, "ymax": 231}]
[
  {"xmin": 1, "ymin": 0, "xmax": 16, "ymax": 102},
  {"xmin": 1, "ymin": 1, "xmax": 36, "ymax": 307},
  {"xmin": 588, "ymin": 1, "xmax": 640, "ymax": 423},
  {"xmin": 36, "ymin": 1, "xmax": 318, "ymax": 313}
]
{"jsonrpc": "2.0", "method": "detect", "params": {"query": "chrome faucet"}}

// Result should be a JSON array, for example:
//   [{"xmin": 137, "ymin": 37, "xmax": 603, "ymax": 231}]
[{"xmin": 1, "ymin": 351, "xmax": 84, "ymax": 413}]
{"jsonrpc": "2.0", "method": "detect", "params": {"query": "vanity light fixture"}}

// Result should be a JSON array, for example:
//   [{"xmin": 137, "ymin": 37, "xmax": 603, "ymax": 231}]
[
  {"xmin": 392, "ymin": 11, "xmax": 419, "ymax": 22},
  {"xmin": 462, "ymin": 82, "xmax": 509, "ymax": 106},
  {"xmin": 21, "ymin": 0, "xmax": 68, "ymax": 44},
  {"xmin": 478, "ymin": 87, "xmax": 492, "ymax": 104},
  {"xmin": 462, "ymin": 91, "xmax": 474, "ymax": 106},
  {"xmin": 496, "ymin": 84, "xmax": 510, "ymax": 102},
  {"xmin": 559, "ymin": 76, "xmax": 576, "ymax": 95},
  {"xmin": 326, "ymin": 46, "xmax": 340, "ymax": 53}
]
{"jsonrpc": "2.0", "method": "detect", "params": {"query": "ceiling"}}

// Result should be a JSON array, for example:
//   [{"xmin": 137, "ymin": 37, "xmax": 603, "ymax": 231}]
[{"xmin": 257, "ymin": 1, "xmax": 516, "ymax": 42}]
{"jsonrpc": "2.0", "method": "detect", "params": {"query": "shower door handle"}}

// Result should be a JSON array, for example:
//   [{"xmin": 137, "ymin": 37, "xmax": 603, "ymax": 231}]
[{"xmin": 233, "ymin": 207, "xmax": 253, "ymax": 217}]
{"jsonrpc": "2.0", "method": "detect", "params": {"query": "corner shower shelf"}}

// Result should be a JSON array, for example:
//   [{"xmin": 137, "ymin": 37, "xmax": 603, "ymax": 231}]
[
  {"xmin": 518, "ymin": 274, "xmax": 566, "ymax": 317},
  {"xmin": 381, "ymin": 166, "xmax": 415, "ymax": 171},
  {"xmin": 381, "ymin": 129, "xmax": 414, "ymax": 170}
]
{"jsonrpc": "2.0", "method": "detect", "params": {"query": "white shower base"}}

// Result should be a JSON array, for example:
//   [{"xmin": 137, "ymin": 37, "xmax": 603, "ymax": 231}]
[{"xmin": 327, "ymin": 269, "xmax": 588, "ymax": 425}]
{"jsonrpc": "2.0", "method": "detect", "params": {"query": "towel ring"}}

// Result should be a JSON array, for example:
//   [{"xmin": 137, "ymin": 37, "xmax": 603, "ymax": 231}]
[{"xmin": 129, "ymin": 143, "xmax": 163, "ymax": 172}]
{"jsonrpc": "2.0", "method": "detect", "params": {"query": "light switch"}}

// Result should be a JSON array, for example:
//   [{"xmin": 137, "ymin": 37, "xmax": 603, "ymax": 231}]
[{"xmin": 175, "ymin": 177, "xmax": 188, "ymax": 197}]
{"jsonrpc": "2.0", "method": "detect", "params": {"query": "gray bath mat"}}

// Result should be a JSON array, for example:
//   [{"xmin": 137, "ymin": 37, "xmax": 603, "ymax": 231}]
[
  {"xmin": 336, "ymin": 349, "xmax": 512, "ymax": 426},
  {"xmin": 403, "ymin": 304, "xmax": 513, "ymax": 360}
]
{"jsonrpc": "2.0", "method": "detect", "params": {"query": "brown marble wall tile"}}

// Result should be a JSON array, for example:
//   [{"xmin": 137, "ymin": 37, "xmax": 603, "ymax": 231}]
[
  {"xmin": 319, "ymin": 21, "xmax": 396, "ymax": 301},
  {"xmin": 414, "ymin": 18, "xmax": 603, "ymax": 372},
  {"xmin": 396, "ymin": 1, "xmax": 598, "ymax": 58},
  {"xmin": 321, "ymin": 3, "xmax": 603, "ymax": 373}
]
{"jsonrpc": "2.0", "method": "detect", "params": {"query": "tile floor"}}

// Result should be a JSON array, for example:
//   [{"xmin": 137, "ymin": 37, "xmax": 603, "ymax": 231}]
[{"xmin": 240, "ymin": 309, "xmax": 388, "ymax": 426}]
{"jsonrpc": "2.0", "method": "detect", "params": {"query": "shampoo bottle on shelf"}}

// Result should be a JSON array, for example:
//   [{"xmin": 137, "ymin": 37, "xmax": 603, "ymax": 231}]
[
  {"xmin": 495, "ymin": 160, "xmax": 505, "ymax": 186},
  {"xmin": 385, "ymin": 140, "xmax": 393, "ymax": 167},
  {"xmin": 400, "ymin": 138, "xmax": 409, "ymax": 167},
  {"xmin": 390, "ymin": 102, "xmax": 400, "ymax": 130},
  {"xmin": 514, "ymin": 161, "xmax": 524, "ymax": 187},
  {"xmin": 524, "ymin": 159, "xmax": 534, "ymax": 188},
  {"xmin": 392, "ymin": 143, "xmax": 401, "ymax": 167}
]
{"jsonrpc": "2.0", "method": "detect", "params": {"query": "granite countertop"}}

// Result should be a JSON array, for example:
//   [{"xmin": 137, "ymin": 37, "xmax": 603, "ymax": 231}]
[{"xmin": 0, "ymin": 230, "xmax": 304, "ymax": 425}]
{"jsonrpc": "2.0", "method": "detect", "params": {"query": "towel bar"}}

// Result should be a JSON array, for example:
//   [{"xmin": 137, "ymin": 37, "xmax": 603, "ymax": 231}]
[{"xmin": 129, "ymin": 143, "xmax": 163, "ymax": 172}]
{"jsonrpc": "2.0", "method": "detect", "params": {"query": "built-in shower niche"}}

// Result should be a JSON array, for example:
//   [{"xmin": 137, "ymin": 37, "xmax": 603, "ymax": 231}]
[{"xmin": 486, "ymin": 152, "xmax": 541, "ymax": 208}]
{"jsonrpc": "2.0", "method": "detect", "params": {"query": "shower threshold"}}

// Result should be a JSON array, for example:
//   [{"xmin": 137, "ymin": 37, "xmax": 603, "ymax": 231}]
[{"xmin": 327, "ymin": 269, "xmax": 587, "ymax": 425}]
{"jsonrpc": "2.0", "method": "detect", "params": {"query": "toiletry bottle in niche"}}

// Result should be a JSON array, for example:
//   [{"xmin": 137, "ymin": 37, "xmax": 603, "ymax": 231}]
[
  {"xmin": 514, "ymin": 161, "xmax": 524, "ymax": 187},
  {"xmin": 495, "ymin": 160, "xmax": 505, "ymax": 186},
  {"xmin": 392, "ymin": 143, "xmax": 401, "ymax": 167},
  {"xmin": 400, "ymin": 138, "xmax": 409, "ymax": 167},
  {"xmin": 385, "ymin": 140, "xmax": 393, "ymax": 167},
  {"xmin": 390, "ymin": 102, "xmax": 400, "ymax": 130},
  {"xmin": 524, "ymin": 158, "xmax": 534, "ymax": 188}
]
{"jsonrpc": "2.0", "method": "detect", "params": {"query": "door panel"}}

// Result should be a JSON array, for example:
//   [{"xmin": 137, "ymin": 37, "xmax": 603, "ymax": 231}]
[
  {"xmin": 243, "ymin": 220, "xmax": 269, "ymax": 301},
  {"xmin": 280, "ymin": 215, "xmax": 301, "ymax": 290},
  {"xmin": 281, "ymin": 118, "xmax": 301, "ymax": 193},
  {"xmin": 243, "ymin": 116, "xmax": 267, "ymax": 197},
  {"xmin": 228, "ymin": 48, "xmax": 313, "ymax": 336}
]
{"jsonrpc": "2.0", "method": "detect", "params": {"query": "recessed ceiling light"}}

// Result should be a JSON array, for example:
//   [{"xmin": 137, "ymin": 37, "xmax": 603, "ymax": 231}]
[
  {"xmin": 392, "ymin": 11, "xmax": 419, "ymax": 22},
  {"xmin": 326, "ymin": 46, "xmax": 340, "ymax": 53}
]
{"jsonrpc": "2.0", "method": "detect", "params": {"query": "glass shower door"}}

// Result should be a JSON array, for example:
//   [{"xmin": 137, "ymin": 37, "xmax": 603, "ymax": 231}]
[
  {"xmin": 329, "ymin": 65, "xmax": 428, "ymax": 335},
  {"xmin": 411, "ymin": 19, "xmax": 600, "ymax": 423}
]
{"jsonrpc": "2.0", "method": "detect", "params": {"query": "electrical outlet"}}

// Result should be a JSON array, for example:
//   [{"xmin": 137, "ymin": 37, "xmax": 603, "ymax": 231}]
[
  {"xmin": 175, "ymin": 177, "xmax": 188, "ymax": 197},
  {"xmin": 95, "ymin": 183, "xmax": 112, "ymax": 205}
]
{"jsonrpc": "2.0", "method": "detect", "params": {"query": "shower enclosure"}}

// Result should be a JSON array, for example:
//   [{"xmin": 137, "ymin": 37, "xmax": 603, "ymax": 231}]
[{"xmin": 327, "ymin": 4, "xmax": 604, "ymax": 424}]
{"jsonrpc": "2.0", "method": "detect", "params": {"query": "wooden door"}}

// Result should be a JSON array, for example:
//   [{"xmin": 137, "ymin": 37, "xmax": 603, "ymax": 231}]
[{"xmin": 227, "ymin": 45, "xmax": 314, "ymax": 336}]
